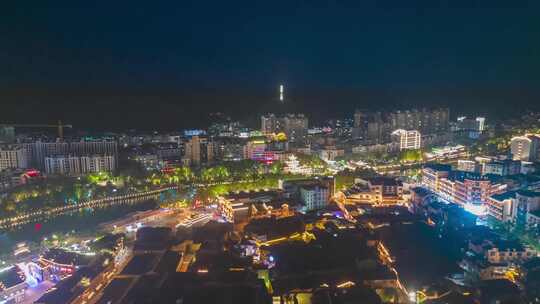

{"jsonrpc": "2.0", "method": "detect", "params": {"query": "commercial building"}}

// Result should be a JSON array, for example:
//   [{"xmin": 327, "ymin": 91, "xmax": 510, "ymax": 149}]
[
  {"xmin": 243, "ymin": 140, "xmax": 266, "ymax": 160},
  {"xmin": 391, "ymin": 129, "xmax": 421, "ymax": 150},
  {"xmin": 489, "ymin": 190, "xmax": 540, "ymax": 230},
  {"xmin": 511, "ymin": 134, "xmax": 540, "ymax": 162},
  {"xmin": 343, "ymin": 177, "xmax": 405, "ymax": 205},
  {"xmin": 44, "ymin": 154, "xmax": 116, "ymax": 175},
  {"xmin": 0, "ymin": 145, "xmax": 29, "ymax": 170},
  {"xmin": 422, "ymin": 164, "xmax": 506, "ymax": 211}
]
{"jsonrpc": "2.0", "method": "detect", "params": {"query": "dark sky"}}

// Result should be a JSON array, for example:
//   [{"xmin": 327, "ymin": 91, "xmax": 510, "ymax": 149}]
[{"xmin": 1, "ymin": 0, "xmax": 539, "ymax": 130}]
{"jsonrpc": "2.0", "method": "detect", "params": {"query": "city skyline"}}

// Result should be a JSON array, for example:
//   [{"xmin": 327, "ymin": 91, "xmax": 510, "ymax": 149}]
[{"xmin": 2, "ymin": 2, "xmax": 540, "ymax": 303}]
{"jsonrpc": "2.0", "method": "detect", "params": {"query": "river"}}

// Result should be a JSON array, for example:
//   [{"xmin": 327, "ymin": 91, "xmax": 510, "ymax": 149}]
[{"xmin": 0, "ymin": 200, "xmax": 158, "ymax": 256}]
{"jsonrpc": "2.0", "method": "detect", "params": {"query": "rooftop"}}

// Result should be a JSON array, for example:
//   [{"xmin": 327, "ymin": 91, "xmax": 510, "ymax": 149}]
[
  {"xmin": 517, "ymin": 189, "xmax": 540, "ymax": 198},
  {"xmin": 490, "ymin": 191, "xmax": 517, "ymax": 201},
  {"xmin": 0, "ymin": 266, "xmax": 24, "ymax": 290},
  {"xmin": 367, "ymin": 177, "xmax": 402, "ymax": 187},
  {"xmin": 423, "ymin": 163, "xmax": 452, "ymax": 172},
  {"xmin": 42, "ymin": 248, "xmax": 94, "ymax": 266}
]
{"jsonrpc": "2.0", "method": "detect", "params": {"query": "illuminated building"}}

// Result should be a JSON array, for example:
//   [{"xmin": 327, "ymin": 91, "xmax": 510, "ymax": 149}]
[
  {"xmin": 457, "ymin": 160, "xmax": 477, "ymax": 173},
  {"xmin": 353, "ymin": 108, "xmax": 449, "ymax": 142},
  {"xmin": 391, "ymin": 129, "xmax": 421, "ymax": 150},
  {"xmin": 182, "ymin": 136, "xmax": 214, "ymax": 166},
  {"xmin": 283, "ymin": 114, "xmax": 308, "ymax": 144},
  {"xmin": 0, "ymin": 145, "xmax": 29, "ymax": 170},
  {"xmin": 482, "ymin": 159, "xmax": 521, "ymax": 176},
  {"xmin": 260, "ymin": 113, "xmax": 309, "ymax": 144},
  {"xmin": 279, "ymin": 84, "xmax": 284, "ymax": 102},
  {"xmin": 487, "ymin": 191, "xmax": 516, "ymax": 222},
  {"xmin": 300, "ymin": 184, "xmax": 329, "ymax": 211},
  {"xmin": 260, "ymin": 114, "xmax": 283, "ymax": 134},
  {"xmin": 455, "ymin": 116, "xmax": 486, "ymax": 138},
  {"xmin": 283, "ymin": 155, "xmax": 312, "ymax": 175},
  {"xmin": 425, "ymin": 145, "xmax": 467, "ymax": 162},
  {"xmin": 511, "ymin": 134, "xmax": 540, "ymax": 162},
  {"xmin": 318, "ymin": 146, "xmax": 344, "ymax": 161},
  {"xmin": 44, "ymin": 154, "xmax": 116, "ymax": 175},
  {"xmin": 243, "ymin": 140, "xmax": 266, "ymax": 160},
  {"xmin": 422, "ymin": 164, "xmax": 506, "ymax": 213},
  {"xmin": 343, "ymin": 177, "xmax": 404, "ymax": 205},
  {"xmin": 389, "ymin": 108, "xmax": 450, "ymax": 134},
  {"xmin": 0, "ymin": 265, "xmax": 27, "ymax": 304},
  {"xmin": 29, "ymin": 139, "xmax": 118, "ymax": 169}
]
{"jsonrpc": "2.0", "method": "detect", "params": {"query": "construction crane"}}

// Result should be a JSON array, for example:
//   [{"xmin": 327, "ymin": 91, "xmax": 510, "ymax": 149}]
[{"xmin": 0, "ymin": 121, "xmax": 73, "ymax": 139}]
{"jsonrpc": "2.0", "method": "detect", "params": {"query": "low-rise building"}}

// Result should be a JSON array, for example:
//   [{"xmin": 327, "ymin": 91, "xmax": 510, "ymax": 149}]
[
  {"xmin": 482, "ymin": 159, "xmax": 521, "ymax": 176},
  {"xmin": 0, "ymin": 265, "xmax": 27, "ymax": 304},
  {"xmin": 487, "ymin": 190, "xmax": 540, "ymax": 230},
  {"xmin": 457, "ymin": 159, "xmax": 477, "ymax": 173},
  {"xmin": 343, "ymin": 177, "xmax": 405, "ymax": 205}
]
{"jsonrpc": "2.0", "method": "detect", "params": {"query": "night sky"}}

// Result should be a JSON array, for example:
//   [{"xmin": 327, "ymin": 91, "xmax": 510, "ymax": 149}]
[{"xmin": 1, "ymin": 1, "xmax": 539, "ymax": 130}]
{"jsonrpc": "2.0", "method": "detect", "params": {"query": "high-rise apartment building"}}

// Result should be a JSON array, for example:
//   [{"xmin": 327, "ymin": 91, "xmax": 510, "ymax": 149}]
[
  {"xmin": 27, "ymin": 140, "xmax": 118, "ymax": 169},
  {"xmin": 261, "ymin": 113, "xmax": 309, "ymax": 144},
  {"xmin": 283, "ymin": 114, "xmax": 308, "ymax": 144},
  {"xmin": 44, "ymin": 155, "xmax": 116, "ymax": 175},
  {"xmin": 0, "ymin": 145, "xmax": 29, "ymax": 170},
  {"xmin": 511, "ymin": 135, "xmax": 540, "ymax": 162},
  {"xmin": 261, "ymin": 114, "xmax": 282, "ymax": 134},
  {"xmin": 353, "ymin": 108, "xmax": 449, "ymax": 143},
  {"xmin": 389, "ymin": 108, "xmax": 449, "ymax": 134},
  {"xmin": 183, "ymin": 136, "xmax": 214, "ymax": 166}
]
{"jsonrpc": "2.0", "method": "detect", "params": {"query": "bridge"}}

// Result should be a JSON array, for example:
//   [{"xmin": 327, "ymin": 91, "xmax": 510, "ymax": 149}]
[{"xmin": 0, "ymin": 186, "xmax": 180, "ymax": 229}]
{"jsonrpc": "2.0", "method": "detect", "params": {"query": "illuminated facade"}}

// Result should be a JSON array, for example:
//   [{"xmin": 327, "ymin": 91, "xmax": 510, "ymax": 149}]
[
  {"xmin": 260, "ymin": 113, "xmax": 309, "ymax": 143},
  {"xmin": 391, "ymin": 129, "xmax": 421, "ymax": 150},
  {"xmin": 511, "ymin": 134, "xmax": 540, "ymax": 162},
  {"xmin": 28, "ymin": 140, "xmax": 118, "ymax": 169},
  {"xmin": 344, "ymin": 177, "xmax": 405, "ymax": 205},
  {"xmin": 422, "ymin": 164, "xmax": 506, "ymax": 210},
  {"xmin": 243, "ymin": 140, "xmax": 266, "ymax": 160},
  {"xmin": 44, "ymin": 154, "xmax": 116, "ymax": 175},
  {"xmin": 183, "ymin": 136, "xmax": 214, "ymax": 166},
  {"xmin": 0, "ymin": 145, "xmax": 29, "ymax": 170},
  {"xmin": 300, "ymin": 185, "xmax": 329, "ymax": 211}
]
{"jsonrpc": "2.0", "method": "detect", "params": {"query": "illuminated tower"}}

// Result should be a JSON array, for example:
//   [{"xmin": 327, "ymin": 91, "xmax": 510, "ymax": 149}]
[{"xmin": 279, "ymin": 84, "xmax": 284, "ymax": 103}]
